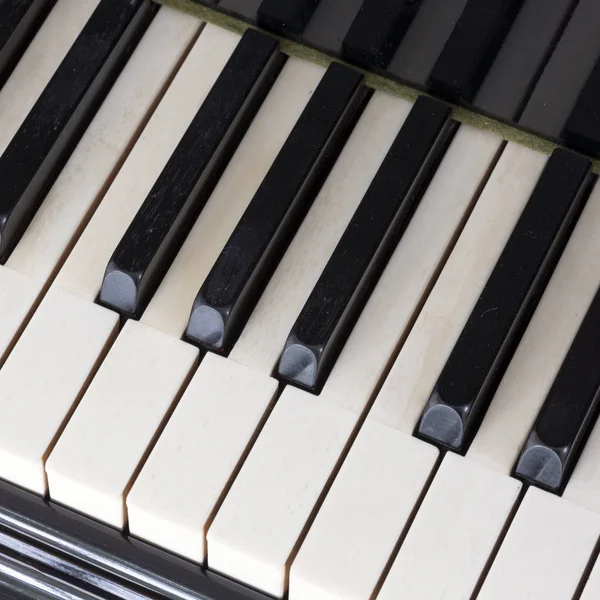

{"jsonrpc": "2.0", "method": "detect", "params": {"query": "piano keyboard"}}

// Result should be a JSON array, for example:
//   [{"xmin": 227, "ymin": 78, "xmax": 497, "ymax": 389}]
[{"xmin": 3, "ymin": 1, "xmax": 600, "ymax": 599}]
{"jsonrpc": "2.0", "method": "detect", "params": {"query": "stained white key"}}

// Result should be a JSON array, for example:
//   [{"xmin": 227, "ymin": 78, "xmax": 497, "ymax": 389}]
[
  {"xmin": 0, "ymin": 0, "xmax": 99, "ymax": 155},
  {"xmin": 0, "ymin": 288, "xmax": 118, "ymax": 494},
  {"xmin": 477, "ymin": 487, "xmax": 600, "ymax": 600},
  {"xmin": 377, "ymin": 453, "xmax": 521, "ymax": 600},
  {"xmin": 0, "ymin": 7, "xmax": 201, "ymax": 362},
  {"xmin": 46, "ymin": 320, "xmax": 198, "ymax": 528},
  {"xmin": 127, "ymin": 353, "xmax": 278, "ymax": 562},
  {"xmin": 54, "ymin": 23, "xmax": 240, "ymax": 302},
  {"xmin": 289, "ymin": 420, "xmax": 438, "ymax": 600},
  {"xmin": 141, "ymin": 57, "xmax": 326, "ymax": 338},
  {"xmin": 208, "ymin": 125, "xmax": 505, "ymax": 597},
  {"xmin": 369, "ymin": 143, "xmax": 547, "ymax": 434},
  {"xmin": 468, "ymin": 180, "xmax": 600, "ymax": 475}
]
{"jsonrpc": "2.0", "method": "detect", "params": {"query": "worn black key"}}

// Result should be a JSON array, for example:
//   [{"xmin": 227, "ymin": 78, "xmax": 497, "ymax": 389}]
[
  {"xmin": 563, "ymin": 56, "xmax": 600, "ymax": 156},
  {"xmin": 99, "ymin": 30, "xmax": 284, "ymax": 318},
  {"xmin": 0, "ymin": 0, "xmax": 155, "ymax": 262},
  {"xmin": 185, "ymin": 62, "xmax": 370, "ymax": 352},
  {"xmin": 0, "ymin": 0, "xmax": 55, "ymax": 87},
  {"xmin": 278, "ymin": 95, "xmax": 456, "ymax": 392},
  {"xmin": 342, "ymin": 0, "xmax": 425, "ymax": 69},
  {"xmin": 428, "ymin": 0, "xmax": 525, "ymax": 102},
  {"xmin": 257, "ymin": 0, "xmax": 321, "ymax": 35},
  {"xmin": 515, "ymin": 283, "xmax": 600, "ymax": 492},
  {"xmin": 418, "ymin": 149, "xmax": 593, "ymax": 452}
]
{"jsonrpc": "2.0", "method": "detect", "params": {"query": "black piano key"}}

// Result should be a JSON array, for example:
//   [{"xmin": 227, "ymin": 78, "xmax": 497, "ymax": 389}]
[
  {"xmin": 0, "ymin": 0, "xmax": 55, "ymax": 88},
  {"xmin": 428, "ymin": 0, "xmax": 525, "ymax": 102},
  {"xmin": 515, "ymin": 284, "xmax": 600, "ymax": 492},
  {"xmin": 473, "ymin": 0, "xmax": 577, "ymax": 123},
  {"xmin": 342, "ymin": 0, "xmax": 425, "ymax": 69},
  {"xmin": 519, "ymin": 0, "xmax": 600, "ymax": 141},
  {"xmin": 418, "ymin": 149, "xmax": 593, "ymax": 452},
  {"xmin": 257, "ymin": 0, "xmax": 321, "ymax": 35},
  {"xmin": 99, "ymin": 30, "xmax": 284, "ymax": 319},
  {"xmin": 278, "ymin": 95, "xmax": 456, "ymax": 392},
  {"xmin": 185, "ymin": 62, "xmax": 370, "ymax": 352},
  {"xmin": 563, "ymin": 56, "xmax": 600, "ymax": 156},
  {"xmin": 0, "ymin": 0, "xmax": 155, "ymax": 263}
]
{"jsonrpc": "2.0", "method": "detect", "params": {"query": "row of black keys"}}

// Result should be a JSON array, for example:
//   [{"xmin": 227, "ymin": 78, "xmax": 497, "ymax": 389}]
[
  {"xmin": 220, "ymin": 0, "xmax": 600, "ymax": 157},
  {"xmin": 1, "ymin": 0, "xmax": 599, "ymax": 496}
]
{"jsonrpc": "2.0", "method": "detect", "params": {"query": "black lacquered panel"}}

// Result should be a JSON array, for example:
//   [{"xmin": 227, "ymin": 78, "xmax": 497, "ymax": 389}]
[
  {"xmin": 515, "ymin": 282, "xmax": 600, "ymax": 492},
  {"xmin": 563, "ymin": 56, "xmax": 600, "ymax": 157},
  {"xmin": 0, "ymin": 0, "xmax": 55, "ymax": 88},
  {"xmin": 0, "ymin": 0, "xmax": 155, "ymax": 263},
  {"xmin": 278, "ymin": 95, "xmax": 455, "ymax": 392},
  {"xmin": 186, "ymin": 62, "xmax": 369, "ymax": 352},
  {"xmin": 99, "ymin": 29, "xmax": 284, "ymax": 318},
  {"xmin": 341, "ymin": 0, "xmax": 425, "ymax": 69},
  {"xmin": 418, "ymin": 149, "xmax": 592, "ymax": 452},
  {"xmin": 257, "ymin": 0, "xmax": 321, "ymax": 35},
  {"xmin": 428, "ymin": 0, "xmax": 525, "ymax": 103}
]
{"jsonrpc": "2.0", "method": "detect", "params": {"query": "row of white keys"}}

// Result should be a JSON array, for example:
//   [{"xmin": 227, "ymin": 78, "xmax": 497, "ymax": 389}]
[
  {"xmin": 206, "ymin": 125, "xmax": 505, "ymax": 598},
  {"xmin": 0, "ymin": 20, "xmax": 236, "ymax": 497},
  {"xmin": 127, "ymin": 90, "xmax": 416, "ymax": 578},
  {"xmin": 0, "ymin": 6, "xmax": 201, "ymax": 364},
  {"xmin": 45, "ymin": 56, "xmax": 329, "ymax": 529},
  {"xmin": 378, "ymin": 176, "xmax": 600, "ymax": 599}
]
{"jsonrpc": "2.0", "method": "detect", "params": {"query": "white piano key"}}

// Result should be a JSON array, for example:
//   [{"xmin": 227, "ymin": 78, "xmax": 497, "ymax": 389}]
[
  {"xmin": 468, "ymin": 180, "xmax": 600, "ymax": 475},
  {"xmin": 0, "ymin": 288, "xmax": 118, "ymax": 494},
  {"xmin": 477, "ymin": 487, "xmax": 600, "ymax": 600},
  {"xmin": 207, "ymin": 125, "xmax": 504, "ymax": 597},
  {"xmin": 289, "ymin": 420, "xmax": 438, "ymax": 600},
  {"xmin": 127, "ymin": 353, "xmax": 278, "ymax": 563},
  {"xmin": 369, "ymin": 143, "xmax": 547, "ymax": 434},
  {"xmin": 46, "ymin": 320, "xmax": 198, "ymax": 528},
  {"xmin": 141, "ymin": 57, "xmax": 325, "ymax": 338},
  {"xmin": 208, "ymin": 387, "xmax": 357, "ymax": 598},
  {"xmin": 377, "ymin": 453, "xmax": 521, "ymax": 600},
  {"xmin": 0, "ymin": 8, "xmax": 201, "ymax": 363},
  {"xmin": 54, "ymin": 23, "xmax": 240, "ymax": 302},
  {"xmin": 563, "ymin": 397, "xmax": 600, "ymax": 514},
  {"xmin": 0, "ymin": 0, "xmax": 100, "ymax": 155},
  {"xmin": 580, "ymin": 554, "xmax": 600, "ymax": 600},
  {"xmin": 229, "ymin": 90, "xmax": 412, "ymax": 373},
  {"xmin": 0, "ymin": 268, "xmax": 43, "ymax": 365}
]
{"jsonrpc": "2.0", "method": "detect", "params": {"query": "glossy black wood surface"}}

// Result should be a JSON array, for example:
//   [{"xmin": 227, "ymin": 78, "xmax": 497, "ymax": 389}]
[{"xmin": 341, "ymin": 0, "xmax": 425, "ymax": 69}]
